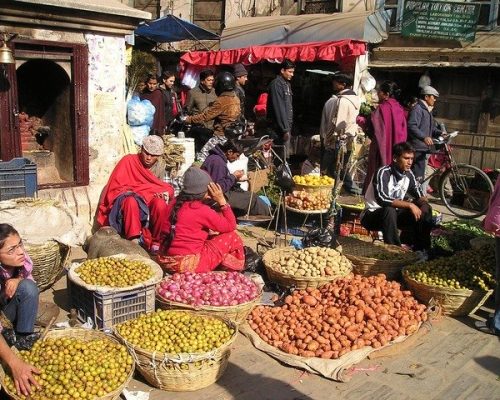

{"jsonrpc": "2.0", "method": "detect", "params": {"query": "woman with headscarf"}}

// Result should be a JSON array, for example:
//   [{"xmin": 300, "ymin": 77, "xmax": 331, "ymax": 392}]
[
  {"xmin": 364, "ymin": 81, "xmax": 407, "ymax": 193},
  {"xmin": 156, "ymin": 166, "xmax": 245, "ymax": 273}
]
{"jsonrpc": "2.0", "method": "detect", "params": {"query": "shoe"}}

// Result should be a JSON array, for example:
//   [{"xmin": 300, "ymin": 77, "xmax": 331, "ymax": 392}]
[
  {"xmin": 15, "ymin": 332, "xmax": 41, "ymax": 351},
  {"xmin": 1, "ymin": 329, "xmax": 17, "ymax": 347},
  {"xmin": 414, "ymin": 250, "xmax": 429, "ymax": 262},
  {"xmin": 474, "ymin": 320, "xmax": 499, "ymax": 336}
]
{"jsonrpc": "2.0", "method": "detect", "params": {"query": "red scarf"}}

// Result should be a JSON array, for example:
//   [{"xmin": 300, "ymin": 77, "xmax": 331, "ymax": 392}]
[{"xmin": 97, "ymin": 154, "xmax": 173, "ymax": 226}]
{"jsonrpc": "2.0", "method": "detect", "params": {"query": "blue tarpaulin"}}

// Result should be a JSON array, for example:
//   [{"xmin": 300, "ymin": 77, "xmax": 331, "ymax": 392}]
[{"xmin": 135, "ymin": 14, "xmax": 219, "ymax": 42}]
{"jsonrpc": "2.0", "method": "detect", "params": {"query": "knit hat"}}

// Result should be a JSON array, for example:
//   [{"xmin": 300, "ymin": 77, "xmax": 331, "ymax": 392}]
[
  {"xmin": 142, "ymin": 135, "xmax": 164, "ymax": 156},
  {"xmin": 233, "ymin": 63, "xmax": 248, "ymax": 78},
  {"xmin": 182, "ymin": 166, "xmax": 212, "ymax": 196},
  {"xmin": 421, "ymin": 85, "xmax": 439, "ymax": 98}
]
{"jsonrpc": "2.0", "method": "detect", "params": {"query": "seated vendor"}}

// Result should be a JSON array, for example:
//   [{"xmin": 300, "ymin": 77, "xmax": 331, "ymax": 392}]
[
  {"xmin": 96, "ymin": 135, "xmax": 174, "ymax": 254},
  {"xmin": 0, "ymin": 224, "xmax": 40, "ymax": 351},
  {"xmin": 300, "ymin": 135, "xmax": 321, "ymax": 175},
  {"xmin": 202, "ymin": 140, "xmax": 271, "ymax": 217},
  {"xmin": 157, "ymin": 166, "xmax": 245, "ymax": 273},
  {"xmin": 360, "ymin": 142, "xmax": 433, "ymax": 254}
]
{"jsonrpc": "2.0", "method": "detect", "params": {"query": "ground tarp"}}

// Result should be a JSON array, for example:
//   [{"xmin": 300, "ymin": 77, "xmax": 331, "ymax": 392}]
[{"xmin": 220, "ymin": 11, "xmax": 389, "ymax": 50}]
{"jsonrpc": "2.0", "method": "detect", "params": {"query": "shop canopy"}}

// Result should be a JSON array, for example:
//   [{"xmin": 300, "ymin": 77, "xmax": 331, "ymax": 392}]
[
  {"xmin": 135, "ymin": 14, "xmax": 219, "ymax": 42},
  {"xmin": 220, "ymin": 10, "xmax": 388, "ymax": 49},
  {"xmin": 179, "ymin": 39, "xmax": 367, "ymax": 70}
]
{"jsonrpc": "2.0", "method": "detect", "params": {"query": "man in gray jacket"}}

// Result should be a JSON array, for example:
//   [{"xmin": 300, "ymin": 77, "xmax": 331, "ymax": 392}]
[{"xmin": 407, "ymin": 85, "xmax": 442, "ymax": 183}]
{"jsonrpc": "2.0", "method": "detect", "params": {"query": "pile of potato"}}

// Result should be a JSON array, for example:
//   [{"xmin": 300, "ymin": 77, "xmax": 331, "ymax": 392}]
[
  {"xmin": 285, "ymin": 190, "xmax": 332, "ymax": 211},
  {"xmin": 248, "ymin": 274, "xmax": 426, "ymax": 359},
  {"xmin": 270, "ymin": 247, "xmax": 352, "ymax": 278}
]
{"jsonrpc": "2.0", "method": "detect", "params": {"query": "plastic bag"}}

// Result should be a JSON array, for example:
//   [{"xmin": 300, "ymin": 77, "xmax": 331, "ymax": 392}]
[
  {"xmin": 243, "ymin": 246, "xmax": 264, "ymax": 274},
  {"xmin": 303, "ymin": 228, "xmax": 338, "ymax": 248},
  {"xmin": 275, "ymin": 162, "xmax": 294, "ymax": 192},
  {"xmin": 127, "ymin": 95, "xmax": 155, "ymax": 127},
  {"xmin": 130, "ymin": 125, "xmax": 151, "ymax": 146}
]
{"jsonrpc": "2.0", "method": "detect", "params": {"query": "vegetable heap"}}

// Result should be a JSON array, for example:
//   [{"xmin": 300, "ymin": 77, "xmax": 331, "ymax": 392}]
[
  {"xmin": 116, "ymin": 310, "xmax": 235, "ymax": 354},
  {"xmin": 293, "ymin": 175, "xmax": 334, "ymax": 186},
  {"xmin": 157, "ymin": 272, "xmax": 260, "ymax": 306},
  {"xmin": 285, "ymin": 190, "xmax": 332, "ymax": 211},
  {"xmin": 431, "ymin": 219, "xmax": 492, "ymax": 254},
  {"xmin": 4, "ymin": 337, "xmax": 133, "ymax": 400},
  {"xmin": 269, "ymin": 247, "xmax": 352, "ymax": 278},
  {"xmin": 248, "ymin": 274, "xmax": 426, "ymax": 359},
  {"xmin": 405, "ymin": 245, "xmax": 495, "ymax": 291},
  {"xmin": 76, "ymin": 257, "xmax": 153, "ymax": 287}
]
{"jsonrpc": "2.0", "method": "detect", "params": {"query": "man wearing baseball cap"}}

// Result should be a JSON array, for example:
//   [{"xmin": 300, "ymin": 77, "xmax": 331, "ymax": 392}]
[
  {"xmin": 96, "ymin": 135, "xmax": 174, "ymax": 254},
  {"xmin": 407, "ymin": 85, "xmax": 443, "ymax": 183}
]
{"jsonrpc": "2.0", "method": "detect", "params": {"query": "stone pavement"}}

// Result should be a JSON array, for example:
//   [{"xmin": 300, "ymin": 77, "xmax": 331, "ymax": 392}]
[{"xmin": 40, "ymin": 269, "xmax": 500, "ymax": 400}]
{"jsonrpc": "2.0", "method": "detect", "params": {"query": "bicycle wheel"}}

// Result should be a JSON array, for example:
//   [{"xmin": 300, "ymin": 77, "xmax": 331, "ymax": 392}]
[
  {"xmin": 439, "ymin": 164, "xmax": 493, "ymax": 219},
  {"xmin": 349, "ymin": 156, "xmax": 368, "ymax": 190}
]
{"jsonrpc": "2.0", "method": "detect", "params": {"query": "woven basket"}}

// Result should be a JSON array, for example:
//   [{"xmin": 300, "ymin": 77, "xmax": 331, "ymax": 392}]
[
  {"xmin": 156, "ymin": 281, "xmax": 262, "ymax": 325},
  {"xmin": 402, "ymin": 270, "xmax": 493, "ymax": 316},
  {"xmin": 0, "ymin": 328, "xmax": 134, "ymax": 400},
  {"xmin": 338, "ymin": 236, "xmax": 419, "ymax": 281},
  {"xmin": 24, "ymin": 240, "xmax": 71, "ymax": 291},
  {"xmin": 262, "ymin": 247, "xmax": 352, "ymax": 289},
  {"xmin": 114, "ymin": 311, "xmax": 237, "ymax": 392}
]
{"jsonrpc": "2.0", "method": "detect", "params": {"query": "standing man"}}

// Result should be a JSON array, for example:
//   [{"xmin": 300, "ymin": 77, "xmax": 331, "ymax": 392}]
[
  {"xmin": 186, "ymin": 69, "xmax": 218, "ymax": 152},
  {"xmin": 140, "ymin": 74, "xmax": 167, "ymax": 135},
  {"xmin": 233, "ymin": 64, "xmax": 248, "ymax": 117},
  {"xmin": 407, "ymin": 85, "xmax": 442, "ymax": 183},
  {"xmin": 361, "ymin": 142, "xmax": 433, "ymax": 255},
  {"xmin": 319, "ymin": 73, "xmax": 362, "ymax": 195},
  {"xmin": 185, "ymin": 72, "xmax": 241, "ymax": 162},
  {"xmin": 267, "ymin": 59, "xmax": 295, "ymax": 153}
]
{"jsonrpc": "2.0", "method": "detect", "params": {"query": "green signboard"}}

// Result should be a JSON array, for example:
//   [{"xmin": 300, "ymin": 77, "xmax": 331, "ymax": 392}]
[{"xmin": 401, "ymin": 1, "xmax": 480, "ymax": 42}]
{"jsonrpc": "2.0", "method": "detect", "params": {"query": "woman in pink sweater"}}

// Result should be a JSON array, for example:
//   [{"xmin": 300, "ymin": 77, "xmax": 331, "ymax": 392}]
[{"xmin": 157, "ymin": 166, "xmax": 245, "ymax": 273}]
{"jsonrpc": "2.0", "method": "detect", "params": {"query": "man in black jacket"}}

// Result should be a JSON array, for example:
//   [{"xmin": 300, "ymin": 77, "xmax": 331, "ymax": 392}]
[{"xmin": 267, "ymin": 59, "xmax": 295, "ymax": 153}]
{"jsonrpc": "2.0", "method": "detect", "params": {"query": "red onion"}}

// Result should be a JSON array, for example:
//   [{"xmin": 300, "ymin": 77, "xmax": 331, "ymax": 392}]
[{"xmin": 157, "ymin": 272, "xmax": 259, "ymax": 306}]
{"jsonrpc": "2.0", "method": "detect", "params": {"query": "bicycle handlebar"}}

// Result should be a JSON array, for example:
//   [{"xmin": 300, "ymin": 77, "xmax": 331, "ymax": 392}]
[{"xmin": 433, "ymin": 131, "xmax": 459, "ymax": 144}]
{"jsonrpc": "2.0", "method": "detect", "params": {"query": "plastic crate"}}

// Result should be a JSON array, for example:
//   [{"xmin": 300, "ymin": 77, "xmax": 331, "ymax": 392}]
[
  {"xmin": 68, "ymin": 278, "xmax": 156, "ymax": 330},
  {"xmin": 0, "ymin": 157, "xmax": 37, "ymax": 200}
]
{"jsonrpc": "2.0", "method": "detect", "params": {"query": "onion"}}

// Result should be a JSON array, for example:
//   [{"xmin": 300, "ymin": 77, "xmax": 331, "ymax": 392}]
[{"xmin": 157, "ymin": 272, "xmax": 259, "ymax": 306}]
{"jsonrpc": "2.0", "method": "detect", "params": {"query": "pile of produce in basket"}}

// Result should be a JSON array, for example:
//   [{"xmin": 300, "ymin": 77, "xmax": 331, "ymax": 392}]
[
  {"xmin": 431, "ymin": 219, "xmax": 492, "ymax": 255},
  {"xmin": 293, "ymin": 174, "xmax": 334, "ymax": 186},
  {"xmin": 270, "ymin": 247, "xmax": 351, "ymax": 278},
  {"xmin": 3, "ymin": 335, "xmax": 133, "ymax": 399},
  {"xmin": 116, "ymin": 310, "xmax": 235, "ymax": 354},
  {"xmin": 248, "ymin": 274, "xmax": 426, "ymax": 359},
  {"xmin": 157, "ymin": 272, "xmax": 260, "ymax": 307},
  {"xmin": 404, "ymin": 245, "xmax": 496, "ymax": 291},
  {"xmin": 76, "ymin": 256, "xmax": 153, "ymax": 287},
  {"xmin": 285, "ymin": 190, "xmax": 332, "ymax": 211}
]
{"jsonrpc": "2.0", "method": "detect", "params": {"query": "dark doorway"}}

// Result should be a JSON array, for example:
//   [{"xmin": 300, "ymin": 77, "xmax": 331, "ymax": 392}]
[{"xmin": 17, "ymin": 59, "xmax": 73, "ymax": 183}]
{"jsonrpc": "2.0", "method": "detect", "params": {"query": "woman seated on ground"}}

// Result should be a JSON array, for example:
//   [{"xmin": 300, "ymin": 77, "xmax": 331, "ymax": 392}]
[
  {"xmin": 202, "ymin": 140, "xmax": 271, "ymax": 217},
  {"xmin": 0, "ymin": 224, "xmax": 40, "ymax": 351},
  {"xmin": 156, "ymin": 166, "xmax": 245, "ymax": 273}
]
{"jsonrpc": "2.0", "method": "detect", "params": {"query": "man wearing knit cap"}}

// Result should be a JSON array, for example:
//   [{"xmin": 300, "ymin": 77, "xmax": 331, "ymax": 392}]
[
  {"xmin": 96, "ymin": 135, "xmax": 174, "ymax": 254},
  {"xmin": 233, "ymin": 63, "xmax": 248, "ymax": 116}
]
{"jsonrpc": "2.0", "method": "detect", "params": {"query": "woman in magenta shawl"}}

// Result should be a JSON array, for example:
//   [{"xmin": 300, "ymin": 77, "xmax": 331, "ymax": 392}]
[{"xmin": 364, "ymin": 81, "xmax": 408, "ymax": 193}]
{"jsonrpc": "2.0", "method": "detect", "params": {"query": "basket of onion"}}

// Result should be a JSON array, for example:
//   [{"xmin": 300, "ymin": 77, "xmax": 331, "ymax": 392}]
[{"xmin": 156, "ymin": 272, "xmax": 262, "ymax": 324}]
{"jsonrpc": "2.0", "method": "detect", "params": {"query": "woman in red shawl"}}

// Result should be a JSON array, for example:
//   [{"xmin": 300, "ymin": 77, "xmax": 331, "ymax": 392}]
[
  {"xmin": 157, "ymin": 166, "xmax": 244, "ymax": 273},
  {"xmin": 364, "ymin": 81, "xmax": 407, "ymax": 193},
  {"xmin": 96, "ymin": 135, "xmax": 174, "ymax": 253},
  {"xmin": 140, "ymin": 74, "xmax": 167, "ymax": 135}
]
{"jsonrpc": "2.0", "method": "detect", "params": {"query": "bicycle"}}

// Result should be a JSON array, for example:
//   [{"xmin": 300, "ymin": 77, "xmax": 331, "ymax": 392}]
[{"xmin": 423, "ymin": 131, "xmax": 493, "ymax": 219}]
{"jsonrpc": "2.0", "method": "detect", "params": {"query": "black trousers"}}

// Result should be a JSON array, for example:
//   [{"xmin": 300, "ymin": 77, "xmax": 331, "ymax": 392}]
[
  {"xmin": 361, "ymin": 203, "xmax": 433, "ymax": 250},
  {"xmin": 188, "ymin": 126, "xmax": 213, "ymax": 153}
]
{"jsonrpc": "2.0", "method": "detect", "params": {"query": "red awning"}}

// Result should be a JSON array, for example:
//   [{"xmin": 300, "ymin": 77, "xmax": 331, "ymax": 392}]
[{"xmin": 180, "ymin": 39, "xmax": 366, "ymax": 69}]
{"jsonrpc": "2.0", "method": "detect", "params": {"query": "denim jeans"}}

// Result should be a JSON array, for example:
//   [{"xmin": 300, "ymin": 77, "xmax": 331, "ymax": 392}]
[
  {"xmin": 492, "ymin": 237, "xmax": 500, "ymax": 334},
  {"xmin": 2, "ymin": 279, "xmax": 39, "ymax": 333}
]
